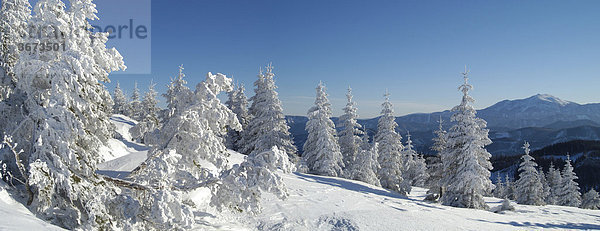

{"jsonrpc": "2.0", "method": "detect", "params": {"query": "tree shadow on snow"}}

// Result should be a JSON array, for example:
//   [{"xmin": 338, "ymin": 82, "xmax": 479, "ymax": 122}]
[
  {"xmin": 471, "ymin": 218, "xmax": 600, "ymax": 230},
  {"xmin": 293, "ymin": 173, "xmax": 407, "ymax": 200},
  {"xmin": 96, "ymin": 170, "xmax": 130, "ymax": 179},
  {"xmin": 110, "ymin": 116, "xmax": 136, "ymax": 126},
  {"xmin": 119, "ymin": 138, "xmax": 148, "ymax": 152}
]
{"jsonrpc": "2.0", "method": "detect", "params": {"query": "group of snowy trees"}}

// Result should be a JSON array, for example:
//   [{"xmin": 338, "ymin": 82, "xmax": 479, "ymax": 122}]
[
  {"xmin": 112, "ymin": 80, "xmax": 161, "ymax": 142},
  {"xmin": 493, "ymin": 143, "xmax": 600, "ymax": 209},
  {"xmin": 298, "ymin": 82, "xmax": 432, "ymax": 196},
  {"xmin": 0, "ymin": 0, "xmax": 292, "ymax": 229}
]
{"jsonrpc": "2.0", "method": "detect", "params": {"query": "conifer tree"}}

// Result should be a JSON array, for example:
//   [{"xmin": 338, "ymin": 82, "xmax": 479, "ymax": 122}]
[
  {"xmin": 141, "ymin": 82, "xmax": 160, "ymax": 126},
  {"xmin": 538, "ymin": 168, "xmax": 550, "ymax": 202},
  {"xmin": 557, "ymin": 155, "xmax": 581, "ymax": 207},
  {"xmin": 581, "ymin": 189, "xmax": 600, "ymax": 210},
  {"xmin": 403, "ymin": 132, "xmax": 427, "ymax": 187},
  {"xmin": 14, "ymin": 0, "xmax": 126, "ymax": 228},
  {"xmin": 0, "ymin": 0, "xmax": 30, "ymax": 100},
  {"xmin": 440, "ymin": 68, "xmax": 494, "ymax": 209},
  {"xmin": 426, "ymin": 117, "xmax": 446, "ymax": 194},
  {"xmin": 376, "ymin": 91, "xmax": 409, "ymax": 195},
  {"xmin": 503, "ymin": 174, "xmax": 515, "ymax": 200},
  {"xmin": 0, "ymin": 0, "xmax": 30, "ymax": 171},
  {"xmin": 302, "ymin": 82, "xmax": 344, "ymax": 176},
  {"xmin": 546, "ymin": 162, "xmax": 562, "ymax": 205},
  {"xmin": 130, "ymin": 82, "xmax": 160, "ymax": 143},
  {"xmin": 493, "ymin": 173, "xmax": 505, "ymax": 198},
  {"xmin": 515, "ymin": 141, "xmax": 545, "ymax": 205},
  {"xmin": 240, "ymin": 64, "xmax": 297, "ymax": 159},
  {"xmin": 112, "ymin": 82, "xmax": 128, "ymax": 115},
  {"xmin": 349, "ymin": 140, "xmax": 380, "ymax": 186},
  {"xmin": 129, "ymin": 82, "xmax": 142, "ymax": 120},
  {"xmin": 163, "ymin": 65, "xmax": 192, "ymax": 120},
  {"xmin": 225, "ymin": 84, "xmax": 250, "ymax": 151},
  {"xmin": 338, "ymin": 86, "xmax": 364, "ymax": 173}
]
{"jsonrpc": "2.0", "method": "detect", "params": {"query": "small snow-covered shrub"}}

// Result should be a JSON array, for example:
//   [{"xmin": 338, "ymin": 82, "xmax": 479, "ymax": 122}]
[{"xmin": 211, "ymin": 146, "xmax": 291, "ymax": 214}]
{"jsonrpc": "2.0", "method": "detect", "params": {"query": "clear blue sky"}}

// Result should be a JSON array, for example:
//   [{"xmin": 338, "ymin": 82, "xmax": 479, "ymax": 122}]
[{"xmin": 104, "ymin": 0, "xmax": 600, "ymax": 118}]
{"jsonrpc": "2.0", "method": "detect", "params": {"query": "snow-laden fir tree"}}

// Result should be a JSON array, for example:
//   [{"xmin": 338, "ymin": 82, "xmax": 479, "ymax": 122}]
[
  {"xmin": 348, "ymin": 138, "xmax": 381, "ymax": 186},
  {"xmin": 133, "ymin": 72, "xmax": 241, "ymax": 186},
  {"xmin": 538, "ymin": 168, "xmax": 550, "ymax": 202},
  {"xmin": 162, "ymin": 65, "xmax": 193, "ymax": 120},
  {"xmin": 403, "ymin": 132, "xmax": 427, "ymax": 187},
  {"xmin": 376, "ymin": 91, "xmax": 410, "ymax": 195},
  {"xmin": 440, "ymin": 68, "xmax": 494, "ymax": 209},
  {"xmin": 130, "ymin": 82, "xmax": 160, "ymax": 143},
  {"xmin": 557, "ymin": 155, "xmax": 581, "ymax": 207},
  {"xmin": 503, "ymin": 174, "xmax": 515, "ymax": 200},
  {"xmin": 581, "ymin": 189, "xmax": 600, "ymax": 210},
  {"xmin": 133, "ymin": 72, "xmax": 289, "ymax": 218},
  {"xmin": 337, "ymin": 86, "xmax": 364, "ymax": 173},
  {"xmin": 13, "ymin": 0, "xmax": 127, "ymax": 228},
  {"xmin": 0, "ymin": 0, "xmax": 30, "ymax": 100},
  {"xmin": 426, "ymin": 117, "xmax": 446, "ymax": 194},
  {"xmin": 493, "ymin": 173, "xmax": 505, "ymax": 198},
  {"xmin": 240, "ymin": 64, "xmax": 297, "ymax": 159},
  {"xmin": 302, "ymin": 81, "xmax": 344, "ymax": 177},
  {"xmin": 0, "ymin": 0, "xmax": 30, "ymax": 175},
  {"xmin": 546, "ymin": 162, "xmax": 562, "ymax": 205},
  {"xmin": 211, "ymin": 146, "xmax": 292, "ymax": 214},
  {"xmin": 112, "ymin": 82, "xmax": 128, "ymax": 115},
  {"xmin": 515, "ymin": 141, "xmax": 545, "ymax": 205},
  {"xmin": 225, "ymin": 84, "xmax": 250, "ymax": 151},
  {"xmin": 128, "ymin": 82, "xmax": 143, "ymax": 121}
]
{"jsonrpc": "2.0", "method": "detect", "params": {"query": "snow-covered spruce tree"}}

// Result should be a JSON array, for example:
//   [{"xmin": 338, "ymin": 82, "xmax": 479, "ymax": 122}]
[
  {"xmin": 349, "ymin": 140, "xmax": 381, "ymax": 186},
  {"xmin": 130, "ymin": 73, "xmax": 245, "ymax": 229},
  {"xmin": 162, "ymin": 64, "xmax": 193, "ymax": 121},
  {"xmin": 240, "ymin": 64, "xmax": 297, "ymax": 159},
  {"xmin": 515, "ymin": 141, "xmax": 545, "ymax": 205},
  {"xmin": 128, "ymin": 82, "xmax": 142, "ymax": 121},
  {"xmin": 302, "ymin": 82, "xmax": 344, "ymax": 176},
  {"xmin": 133, "ymin": 72, "xmax": 241, "ymax": 187},
  {"xmin": 0, "ymin": 0, "xmax": 30, "ymax": 179},
  {"xmin": 402, "ymin": 132, "xmax": 427, "ymax": 187},
  {"xmin": 426, "ymin": 117, "xmax": 446, "ymax": 194},
  {"xmin": 493, "ymin": 173, "xmax": 505, "ymax": 198},
  {"xmin": 503, "ymin": 174, "xmax": 515, "ymax": 200},
  {"xmin": 581, "ymin": 189, "xmax": 600, "ymax": 210},
  {"xmin": 0, "ymin": 0, "xmax": 30, "ymax": 100},
  {"xmin": 130, "ymin": 82, "xmax": 160, "ymax": 143},
  {"xmin": 13, "ymin": 0, "xmax": 128, "ymax": 228},
  {"xmin": 112, "ymin": 82, "xmax": 128, "ymax": 115},
  {"xmin": 225, "ymin": 84, "xmax": 250, "ymax": 151},
  {"xmin": 557, "ymin": 155, "xmax": 581, "ymax": 207},
  {"xmin": 546, "ymin": 162, "xmax": 562, "ymax": 205},
  {"xmin": 376, "ymin": 91, "xmax": 409, "ymax": 195},
  {"xmin": 337, "ymin": 86, "xmax": 364, "ymax": 174},
  {"xmin": 538, "ymin": 168, "xmax": 550, "ymax": 202},
  {"xmin": 440, "ymin": 68, "xmax": 494, "ymax": 209},
  {"xmin": 211, "ymin": 146, "xmax": 292, "ymax": 214}
]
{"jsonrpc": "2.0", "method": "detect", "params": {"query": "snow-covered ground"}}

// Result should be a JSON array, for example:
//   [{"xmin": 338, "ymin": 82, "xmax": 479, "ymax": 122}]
[
  {"xmin": 0, "ymin": 182, "xmax": 64, "ymax": 230},
  {"xmin": 99, "ymin": 116, "xmax": 600, "ymax": 230},
  {"xmin": 2, "ymin": 115, "xmax": 600, "ymax": 230}
]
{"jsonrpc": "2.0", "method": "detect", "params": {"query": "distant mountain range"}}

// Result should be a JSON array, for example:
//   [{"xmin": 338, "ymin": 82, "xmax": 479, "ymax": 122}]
[{"xmin": 286, "ymin": 94, "xmax": 600, "ymax": 156}]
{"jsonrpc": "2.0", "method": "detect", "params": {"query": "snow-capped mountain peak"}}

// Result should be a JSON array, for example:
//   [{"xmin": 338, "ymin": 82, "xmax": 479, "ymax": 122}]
[{"xmin": 528, "ymin": 94, "xmax": 573, "ymax": 106}]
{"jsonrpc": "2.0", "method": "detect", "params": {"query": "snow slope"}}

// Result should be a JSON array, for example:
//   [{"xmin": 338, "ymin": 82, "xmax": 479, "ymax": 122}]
[
  {"xmin": 98, "ymin": 115, "xmax": 600, "ymax": 230},
  {"xmin": 0, "ymin": 182, "xmax": 64, "ymax": 230},
  {"xmin": 250, "ymin": 172, "xmax": 600, "ymax": 230},
  {"xmin": 8, "ymin": 115, "xmax": 597, "ymax": 230}
]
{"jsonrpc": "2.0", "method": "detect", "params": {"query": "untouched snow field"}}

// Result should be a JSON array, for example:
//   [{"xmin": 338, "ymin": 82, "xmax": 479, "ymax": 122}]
[{"xmin": 2, "ymin": 115, "xmax": 600, "ymax": 230}]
